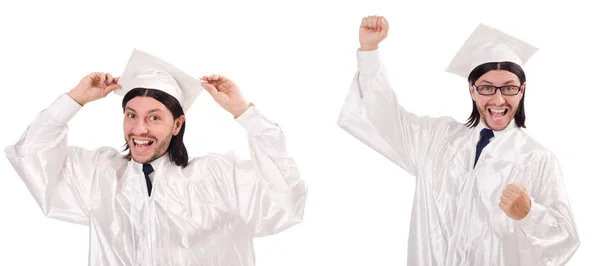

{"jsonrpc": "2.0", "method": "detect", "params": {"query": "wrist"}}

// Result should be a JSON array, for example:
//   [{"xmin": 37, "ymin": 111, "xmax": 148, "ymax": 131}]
[
  {"xmin": 230, "ymin": 102, "xmax": 252, "ymax": 118},
  {"xmin": 67, "ymin": 91, "xmax": 87, "ymax": 106},
  {"xmin": 48, "ymin": 93, "xmax": 84, "ymax": 123},
  {"xmin": 359, "ymin": 44, "xmax": 378, "ymax": 51}
]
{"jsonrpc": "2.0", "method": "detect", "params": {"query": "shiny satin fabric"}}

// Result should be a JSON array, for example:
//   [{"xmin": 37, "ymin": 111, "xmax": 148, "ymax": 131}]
[
  {"xmin": 4, "ymin": 94, "xmax": 308, "ymax": 266},
  {"xmin": 337, "ymin": 49, "xmax": 579, "ymax": 266}
]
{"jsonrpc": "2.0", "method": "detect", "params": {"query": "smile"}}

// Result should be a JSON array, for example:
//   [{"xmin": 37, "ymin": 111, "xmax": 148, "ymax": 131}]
[
  {"xmin": 133, "ymin": 138, "xmax": 154, "ymax": 150},
  {"xmin": 488, "ymin": 108, "xmax": 508, "ymax": 120}
]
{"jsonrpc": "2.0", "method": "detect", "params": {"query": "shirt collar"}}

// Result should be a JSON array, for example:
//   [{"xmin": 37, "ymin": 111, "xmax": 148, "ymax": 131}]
[
  {"xmin": 474, "ymin": 119, "xmax": 518, "ymax": 139},
  {"xmin": 130, "ymin": 153, "xmax": 170, "ymax": 173}
]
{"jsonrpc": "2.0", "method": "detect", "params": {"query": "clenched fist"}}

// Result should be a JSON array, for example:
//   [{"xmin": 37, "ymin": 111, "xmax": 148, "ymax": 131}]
[
  {"xmin": 499, "ymin": 184, "xmax": 531, "ymax": 220},
  {"xmin": 359, "ymin": 15, "xmax": 389, "ymax": 51},
  {"xmin": 68, "ymin": 72, "xmax": 121, "ymax": 106}
]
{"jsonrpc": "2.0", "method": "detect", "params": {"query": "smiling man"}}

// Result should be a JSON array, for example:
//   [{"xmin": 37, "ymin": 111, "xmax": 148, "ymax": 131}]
[
  {"xmin": 5, "ymin": 49, "xmax": 307, "ymax": 266},
  {"xmin": 337, "ymin": 16, "xmax": 579, "ymax": 265}
]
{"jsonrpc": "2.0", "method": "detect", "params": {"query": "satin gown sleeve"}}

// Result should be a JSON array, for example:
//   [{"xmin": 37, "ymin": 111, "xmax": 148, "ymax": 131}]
[
  {"xmin": 336, "ymin": 49, "xmax": 455, "ymax": 176},
  {"xmin": 211, "ymin": 104, "xmax": 308, "ymax": 238},
  {"xmin": 4, "ymin": 94, "xmax": 118, "ymax": 225},
  {"xmin": 515, "ymin": 151, "xmax": 580, "ymax": 265}
]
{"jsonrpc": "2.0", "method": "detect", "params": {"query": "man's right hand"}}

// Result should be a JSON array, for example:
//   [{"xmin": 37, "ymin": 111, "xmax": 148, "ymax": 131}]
[
  {"xmin": 359, "ymin": 15, "xmax": 389, "ymax": 51},
  {"xmin": 68, "ymin": 72, "xmax": 121, "ymax": 106}
]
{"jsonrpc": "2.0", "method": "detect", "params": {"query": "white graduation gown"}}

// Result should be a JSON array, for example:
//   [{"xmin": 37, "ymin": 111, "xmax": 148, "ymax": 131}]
[
  {"xmin": 4, "ymin": 94, "xmax": 308, "ymax": 266},
  {"xmin": 337, "ymin": 49, "xmax": 579, "ymax": 266}
]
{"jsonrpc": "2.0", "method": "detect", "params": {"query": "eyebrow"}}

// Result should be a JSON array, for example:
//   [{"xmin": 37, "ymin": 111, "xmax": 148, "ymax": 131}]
[
  {"xmin": 147, "ymin": 109, "xmax": 164, "ymax": 114},
  {"xmin": 480, "ymin": 79, "xmax": 519, "ymax": 85},
  {"xmin": 125, "ymin": 107, "xmax": 164, "ymax": 114}
]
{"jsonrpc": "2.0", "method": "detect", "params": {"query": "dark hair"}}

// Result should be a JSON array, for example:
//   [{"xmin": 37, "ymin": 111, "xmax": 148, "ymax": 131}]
[
  {"xmin": 465, "ymin": 61, "xmax": 527, "ymax": 128},
  {"xmin": 121, "ymin": 88, "xmax": 189, "ymax": 167}
]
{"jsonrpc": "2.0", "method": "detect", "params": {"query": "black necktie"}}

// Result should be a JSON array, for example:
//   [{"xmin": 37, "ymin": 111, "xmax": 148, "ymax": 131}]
[
  {"xmin": 474, "ymin": 128, "xmax": 494, "ymax": 168},
  {"xmin": 142, "ymin": 163, "xmax": 154, "ymax": 196}
]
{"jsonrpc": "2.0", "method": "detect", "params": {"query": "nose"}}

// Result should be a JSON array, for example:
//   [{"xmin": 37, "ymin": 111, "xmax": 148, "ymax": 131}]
[
  {"xmin": 489, "ymin": 89, "xmax": 506, "ymax": 105},
  {"xmin": 131, "ymin": 119, "xmax": 149, "ymax": 135}
]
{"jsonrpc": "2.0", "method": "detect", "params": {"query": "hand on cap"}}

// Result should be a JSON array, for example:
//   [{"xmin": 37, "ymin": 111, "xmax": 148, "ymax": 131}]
[
  {"xmin": 201, "ymin": 75, "xmax": 251, "ymax": 118},
  {"xmin": 68, "ymin": 72, "xmax": 121, "ymax": 106},
  {"xmin": 499, "ymin": 184, "xmax": 531, "ymax": 220},
  {"xmin": 359, "ymin": 15, "xmax": 389, "ymax": 51}
]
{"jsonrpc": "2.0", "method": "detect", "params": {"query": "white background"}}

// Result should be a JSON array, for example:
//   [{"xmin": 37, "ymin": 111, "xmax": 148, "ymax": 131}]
[{"xmin": 0, "ymin": 0, "xmax": 597, "ymax": 265}]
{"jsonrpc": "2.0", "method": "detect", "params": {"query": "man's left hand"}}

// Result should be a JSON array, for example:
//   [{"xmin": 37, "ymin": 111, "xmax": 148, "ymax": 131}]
[
  {"xmin": 499, "ymin": 184, "xmax": 531, "ymax": 220},
  {"xmin": 201, "ymin": 74, "xmax": 251, "ymax": 118}
]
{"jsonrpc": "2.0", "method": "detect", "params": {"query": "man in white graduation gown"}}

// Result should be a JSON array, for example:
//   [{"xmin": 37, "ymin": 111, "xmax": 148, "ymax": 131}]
[
  {"xmin": 4, "ymin": 49, "xmax": 308, "ymax": 265},
  {"xmin": 337, "ymin": 16, "xmax": 579, "ymax": 265}
]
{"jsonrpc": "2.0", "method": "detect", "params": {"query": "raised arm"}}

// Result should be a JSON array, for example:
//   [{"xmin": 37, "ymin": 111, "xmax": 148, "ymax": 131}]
[
  {"xmin": 337, "ymin": 16, "xmax": 454, "ymax": 176},
  {"xmin": 201, "ymin": 75, "xmax": 307, "ymax": 237},
  {"xmin": 3, "ymin": 73, "xmax": 122, "ymax": 225},
  {"xmin": 234, "ymin": 106, "xmax": 307, "ymax": 237}
]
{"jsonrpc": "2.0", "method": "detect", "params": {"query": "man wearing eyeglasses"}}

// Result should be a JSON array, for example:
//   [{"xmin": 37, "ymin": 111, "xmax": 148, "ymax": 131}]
[{"xmin": 337, "ymin": 16, "xmax": 579, "ymax": 265}]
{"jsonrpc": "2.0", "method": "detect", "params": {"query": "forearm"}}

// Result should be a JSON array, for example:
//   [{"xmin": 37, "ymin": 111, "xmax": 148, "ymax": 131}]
[
  {"xmin": 516, "ymin": 199, "xmax": 579, "ymax": 265},
  {"xmin": 337, "ymin": 48, "xmax": 449, "ymax": 175},
  {"xmin": 337, "ymin": 49, "xmax": 407, "ymax": 163},
  {"xmin": 4, "ymin": 93, "xmax": 99, "ymax": 224},
  {"xmin": 236, "ymin": 105, "xmax": 305, "ymax": 190},
  {"xmin": 233, "ymin": 105, "xmax": 307, "ymax": 236},
  {"xmin": 11, "ymin": 93, "xmax": 81, "ymax": 157},
  {"xmin": 516, "ymin": 156, "xmax": 578, "ymax": 263},
  {"xmin": 514, "ymin": 153, "xmax": 581, "ymax": 264}
]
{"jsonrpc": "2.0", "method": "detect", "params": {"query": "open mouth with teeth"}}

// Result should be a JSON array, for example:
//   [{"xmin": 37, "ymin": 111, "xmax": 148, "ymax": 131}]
[
  {"xmin": 488, "ymin": 108, "xmax": 508, "ymax": 120},
  {"xmin": 133, "ymin": 138, "xmax": 155, "ymax": 151}
]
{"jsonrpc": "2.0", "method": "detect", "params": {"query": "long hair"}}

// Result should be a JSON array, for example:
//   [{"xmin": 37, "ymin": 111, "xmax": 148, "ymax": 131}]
[
  {"xmin": 465, "ymin": 61, "xmax": 527, "ymax": 128},
  {"xmin": 121, "ymin": 88, "xmax": 189, "ymax": 167}
]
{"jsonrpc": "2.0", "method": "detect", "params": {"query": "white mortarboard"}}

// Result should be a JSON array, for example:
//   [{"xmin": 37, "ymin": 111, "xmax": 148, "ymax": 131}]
[
  {"xmin": 445, "ymin": 23, "xmax": 539, "ymax": 79},
  {"xmin": 114, "ymin": 49, "xmax": 204, "ymax": 112}
]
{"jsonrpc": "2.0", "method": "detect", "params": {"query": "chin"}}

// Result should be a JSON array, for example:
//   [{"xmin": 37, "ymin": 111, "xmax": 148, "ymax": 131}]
[
  {"xmin": 481, "ymin": 106, "xmax": 516, "ymax": 130},
  {"xmin": 483, "ymin": 115, "xmax": 513, "ymax": 131},
  {"xmin": 130, "ymin": 148, "xmax": 155, "ymax": 164},
  {"xmin": 131, "ymin": 155, "xmax": 152, "ymax": 164},
  {"xmin": 128, "ymin": 138, "xmax": 157, "ymax": 162}
]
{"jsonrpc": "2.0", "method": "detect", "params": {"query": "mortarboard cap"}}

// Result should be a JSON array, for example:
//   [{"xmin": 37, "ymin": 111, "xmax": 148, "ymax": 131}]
[
  {"xmin": 445, "ymin": 23, "xmax": 538, "ymax": 79},
  {"xmin": 114, "ymin": 49, "xmax": 204, "ymax": 112}
]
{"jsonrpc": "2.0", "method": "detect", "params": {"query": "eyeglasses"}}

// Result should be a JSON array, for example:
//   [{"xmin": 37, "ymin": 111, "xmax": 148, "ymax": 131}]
[{"xmin": 472, "ymin": 84, "xmax": 522, "ymax": 96}]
